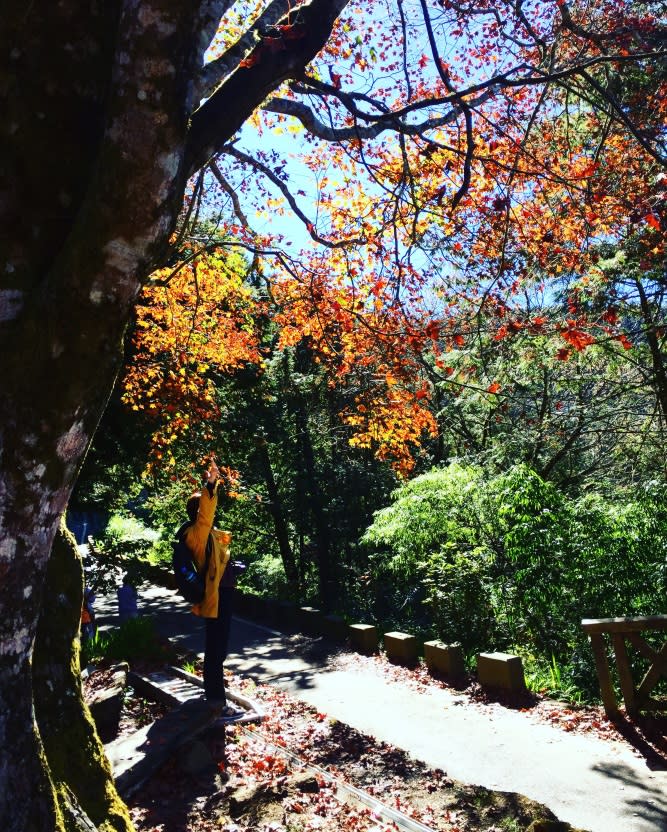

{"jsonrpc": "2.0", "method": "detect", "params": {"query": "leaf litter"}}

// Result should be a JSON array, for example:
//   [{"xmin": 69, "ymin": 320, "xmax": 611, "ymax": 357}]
[
  {"xmin": 88, "ymin": 644, "xmax": 667, "ymax": 831},
  {"xmin": 124, "ymin": 669, "xmax": 571, "ymax": 832}
]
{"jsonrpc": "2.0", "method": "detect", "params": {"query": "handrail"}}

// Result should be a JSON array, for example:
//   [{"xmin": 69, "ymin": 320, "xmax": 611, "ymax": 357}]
[
  {"xmin": 581, "ymin": 615, "xmax": 667, "ymax": 717},
  {"xmin": 582, "ymin": 615, "xmax": 667, "ymax": 634}
]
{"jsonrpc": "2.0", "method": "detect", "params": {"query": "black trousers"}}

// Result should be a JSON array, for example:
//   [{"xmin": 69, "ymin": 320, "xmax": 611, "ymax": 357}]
[{"xmin": 203, "ymin": 587, "xmax": 234, "ymax": 701}]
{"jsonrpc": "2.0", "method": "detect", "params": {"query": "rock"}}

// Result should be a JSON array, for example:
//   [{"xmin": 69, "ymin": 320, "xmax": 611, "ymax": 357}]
[
  {"xmin": 87, "ymin": 662, "xmax": 128, "ymax": 743},
  {"xmin": 289, "ymin": 773, "xmax": 320, "ymax": 793},
  {"xmin": 181, "ymin": 740, "xmax": 216, "ymax": 776},
  {"xmin": 229, "ymin": 781, "xmax": 288, "ymax": 817},
  {"xmin": 525, "ymin": 821, "xmax": 588, "ymax": 832}
]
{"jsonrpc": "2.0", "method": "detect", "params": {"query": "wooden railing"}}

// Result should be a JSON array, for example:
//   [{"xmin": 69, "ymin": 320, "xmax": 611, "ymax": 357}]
[{"xmin": 582, "ymin": 615, "xmax": 667, "ymax": 717}]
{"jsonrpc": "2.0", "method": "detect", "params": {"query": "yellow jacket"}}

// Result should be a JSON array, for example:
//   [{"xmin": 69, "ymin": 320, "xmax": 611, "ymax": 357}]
[{"xmin": 184, "ymin": 485, "xmax": 232, "ymax": 618}]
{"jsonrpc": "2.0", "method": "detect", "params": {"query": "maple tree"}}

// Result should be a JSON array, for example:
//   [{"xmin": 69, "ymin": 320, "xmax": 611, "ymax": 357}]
[
  {"xmin": 122, "ymin": 248, "xmax": 264, "ymax": 473},
  {"xmin": 1, "ymin": 0, "xmax": 665, "ymax": 829},
  {"xmin": 197, "ymin": 0, "xmax": 666, "ymax": 475}
]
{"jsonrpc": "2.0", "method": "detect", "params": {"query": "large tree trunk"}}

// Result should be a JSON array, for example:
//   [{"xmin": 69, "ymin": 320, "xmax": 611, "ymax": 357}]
[
  {"xmin": 0, "ymin": 4, "xmax": 206, "ymax": 829},
  {"xmin": 34, "ymin": 520, "xmax": 132, "ymax": 832},
  {"xmin": 0, "ymin": 3, "xmax": 348, "ymax": 828}
]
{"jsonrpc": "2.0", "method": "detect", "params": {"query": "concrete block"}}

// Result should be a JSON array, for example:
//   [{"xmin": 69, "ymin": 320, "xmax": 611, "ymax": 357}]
[
  {"xmin": 349, "ymin": 623, "xmax": 379, "ymax": 655},
  {"xmin": 322, "ymin": 614, "xmax": 348, "ymax": 642},
  {"xmin": 250, "ymin": 595, "xmax": 267, "ymax": 619},
  {"xmin": 299, "ymin": 606, "xmax": 323, "ymax": 635},
  {"xmin": 233, "ymin": 590, "xmax": 250, "ymax": 616},
  {"xmin": 424, "ymin": 640, "xmax": 465, "ymax": 677},
  {"xmin": 238, "ymin": 592, "xmax": 260, "ymax": 619},
  {"xmin": 477, "ymin": 651, "xmax": 526, "ymax": 691},
  {"xmin": 262, "ymin": 598, "xmax": 282, "ymax": 626},
  {"xmin": 275, "ymin": 600, "xmax": 299, "ymax": 632},
  {"xmin": 384, "ymin": 631, "xmax": 419, "ymax": 666}
]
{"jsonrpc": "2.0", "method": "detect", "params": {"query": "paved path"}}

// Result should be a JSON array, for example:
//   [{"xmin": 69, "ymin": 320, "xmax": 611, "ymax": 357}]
[{"xmin": 96, "ymin": 586, "xmax": 667, "ymax": 832}]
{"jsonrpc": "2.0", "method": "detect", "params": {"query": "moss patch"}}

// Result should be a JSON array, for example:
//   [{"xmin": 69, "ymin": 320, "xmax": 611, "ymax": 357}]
[{"xmin": 34, "ymin": 518, "xmax": 134, "ymax": 832}]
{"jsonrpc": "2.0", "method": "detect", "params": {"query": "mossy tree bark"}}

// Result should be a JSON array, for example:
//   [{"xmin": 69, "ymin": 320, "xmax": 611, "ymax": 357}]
[
  {"xmin": 34, "ymin": 520, "xmax": 133, "ymax": 832},
  {"xmin": 0, "ymin": 2, "xmax": 348, "ymax": 830}
]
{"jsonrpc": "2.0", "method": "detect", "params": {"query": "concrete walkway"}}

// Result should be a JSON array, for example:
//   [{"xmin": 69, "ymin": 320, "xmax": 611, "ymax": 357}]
[{"xmin": 96, "ymin": 585, "xmax": 667, "ymax": 832}]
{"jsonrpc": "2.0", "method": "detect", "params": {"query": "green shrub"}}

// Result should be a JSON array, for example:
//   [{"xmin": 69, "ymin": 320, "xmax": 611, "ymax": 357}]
[
  {"xmin": 244, "ymin": 553, "xmax": 290, "ymax": 598},
  {"xmin": 84, "ymin": 616, "xmax": 175, "ymax": 665},
  {"xmin": 362, "ymin": 464, "xmax": 498, "ymax": 656},
  {"xmin": 361, "ymin": 462, "xmax": 667, "ymax": 702}
]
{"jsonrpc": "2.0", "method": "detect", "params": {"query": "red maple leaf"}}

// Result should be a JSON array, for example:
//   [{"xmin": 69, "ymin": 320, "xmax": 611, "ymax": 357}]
[{"xmin": 561, "ymin": 327, "xmax": 595, "ymax": 351}]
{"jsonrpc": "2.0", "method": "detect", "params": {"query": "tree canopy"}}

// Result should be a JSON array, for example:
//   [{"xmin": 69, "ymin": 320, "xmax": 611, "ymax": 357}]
[{"xmin": 1, "ymin": 1, "xmax": 665, "ymax": 829}]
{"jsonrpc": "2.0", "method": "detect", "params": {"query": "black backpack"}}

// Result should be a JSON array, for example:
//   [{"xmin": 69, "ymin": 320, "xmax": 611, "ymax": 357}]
[{"xmin": 171, "ymin": 522, "xmax": 212, "ymax": 604}]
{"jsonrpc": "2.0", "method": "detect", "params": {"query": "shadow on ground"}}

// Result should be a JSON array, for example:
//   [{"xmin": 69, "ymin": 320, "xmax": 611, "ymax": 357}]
[
  {"xmin": 592, "ymin": 759, "xmax": 667, "ymax": 828},
  {"xmin": 609, "ymin": 712, "xmax": 667, "ymax": 770},
  {"xmin": 95, "ymin": 586, "xmax": 344, "ymax": 694}
]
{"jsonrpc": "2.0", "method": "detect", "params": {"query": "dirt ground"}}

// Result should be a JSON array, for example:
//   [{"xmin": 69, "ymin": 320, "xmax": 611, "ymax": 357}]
[{"xmin": 122, "ymin": 690, "xmax": 568, "ymax": 832}]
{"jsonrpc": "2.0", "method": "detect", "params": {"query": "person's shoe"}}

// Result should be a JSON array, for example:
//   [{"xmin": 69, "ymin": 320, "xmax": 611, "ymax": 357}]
[{"xmin": 220, "ymin": 703, "xmax": 245, "ymax": 721}]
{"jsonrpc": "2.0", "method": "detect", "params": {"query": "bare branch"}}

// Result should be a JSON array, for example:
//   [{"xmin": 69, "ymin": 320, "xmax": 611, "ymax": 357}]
[
  {"xmin": 578, "ymin": 68, "xmax": 667, "ymax": 166},
  {"xmin": 264, "ymin": 88, "xmax": 497, "ymax": 141},
  {"xmin": 209, "ymin": 159, "xmax": 251, "ymax": 227},
  {"xmin": 287, "ymin": 49, "xmax": 665, "ymax": 145},
  {"xmin": 222, "ymin": 144, "xmax": 366, "ymax": 248},
  {"xmin": 514, "ymin": 0, "xmax": 548, "ymax": 55},
  {"xmin": 418, "ymin": 0, "xmax": 476, "ymax": 208}
]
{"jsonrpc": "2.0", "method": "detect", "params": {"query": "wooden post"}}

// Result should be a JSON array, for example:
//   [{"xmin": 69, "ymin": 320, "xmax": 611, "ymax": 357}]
[
  {"xmin": 588, "ymin": 633, "xmax": 618, "ymax": 717},
  {"xmin": 635, "ymin": 639, "xmax": 667, "ymax": 710},
  {"xmin": 582, "ymin": 616, "xmax": 667, "ymax": 716},
  {"xmin": 611, "ymin": 633, "xmax": 637, "ymax": 716}
]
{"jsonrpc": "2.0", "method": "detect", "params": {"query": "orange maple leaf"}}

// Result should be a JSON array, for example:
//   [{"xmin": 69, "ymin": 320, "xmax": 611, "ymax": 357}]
[{"xmin": 561, "ymin": 327, "xmax": 595, "ymax": 351}]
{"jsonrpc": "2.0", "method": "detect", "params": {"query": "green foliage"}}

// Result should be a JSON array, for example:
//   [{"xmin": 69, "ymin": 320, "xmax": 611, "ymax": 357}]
[
  {"xmin": 244, "ymin": 553, "xmax": 290, "ymax": 598},
  {"xmin": 522, "ymin": 654, "xmax": 588, "ymax": 706},
  {"xmin": 362, "ymin": 461, "xmax": 667, "ymax": 698},
  {"xmin": 84, "ymin": 617, "xmax": 175, "ymax": 665},
  {"xmin": 362, "ymin": 463, "xmax": 484, "ymax": 577},
  {"xmin": 86, "ymin": 512, "xmax": 161, "ymax": 594},
  {"xmin": 362, "ymin": 464, "xmax": 496, "ymax": 651},
  {"xmin": 422, "ymin": 545, "xmax": 497, "ymax": 658}
]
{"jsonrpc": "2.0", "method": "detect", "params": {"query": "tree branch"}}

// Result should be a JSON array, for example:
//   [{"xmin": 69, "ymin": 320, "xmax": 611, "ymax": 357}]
[
  {"xmin": 196, "ymin": 0, "xmax": 292, "ymax": 100},
  {"xmin": 185, "ymin": 0, "xmax": 350, "ymax": 177},
  {"xmin": 209, "ymin": 159, "xmax": 251, "ymax": 227},
  {"xmin": 222, "ymin": 144, "xmax": 365, "ymax": 248},
  {"xmin": 263, "ymin": 87, "xmax": 498, "ymax": 142}
]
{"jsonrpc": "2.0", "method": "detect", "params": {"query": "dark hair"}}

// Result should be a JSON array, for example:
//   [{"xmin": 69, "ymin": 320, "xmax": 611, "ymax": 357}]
[{"xmin": 186, "ymin": 492, "xmax": 201, "ymax": 522}]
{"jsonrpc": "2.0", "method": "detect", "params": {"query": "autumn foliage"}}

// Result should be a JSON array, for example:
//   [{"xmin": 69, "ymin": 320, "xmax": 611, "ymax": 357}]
[
  {"xmin": 122, "ymin": 249, "xmax": 263, "ymax": 473},
  {"xmin": 122, "ymin": 0, "xmax": 666, "ymax": 477}
]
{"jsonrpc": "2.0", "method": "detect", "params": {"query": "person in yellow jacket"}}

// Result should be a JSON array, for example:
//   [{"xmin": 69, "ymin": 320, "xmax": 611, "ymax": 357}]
[{"xmin": 184, "ymin": 458, "xmax": 240, "ymax": 713}]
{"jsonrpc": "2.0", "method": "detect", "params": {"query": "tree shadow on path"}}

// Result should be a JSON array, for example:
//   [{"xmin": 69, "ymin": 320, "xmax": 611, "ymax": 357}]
[
  {"xmin": 609, "ymin": 712, "xmax": 667, "ymax": 771},
  {"xmin": 592, "ymin": 758, "xmax": 667, "ymax": 829}
]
